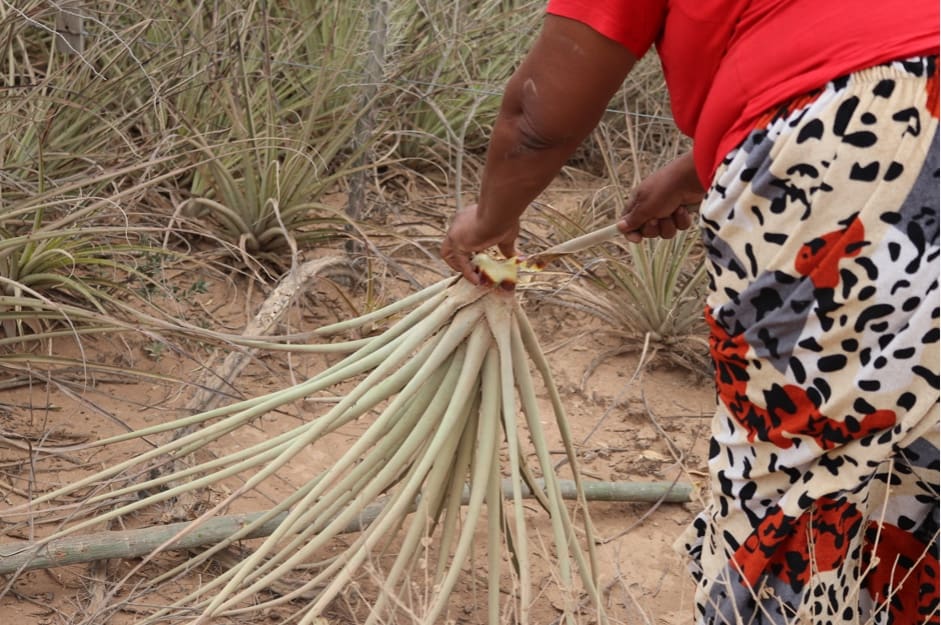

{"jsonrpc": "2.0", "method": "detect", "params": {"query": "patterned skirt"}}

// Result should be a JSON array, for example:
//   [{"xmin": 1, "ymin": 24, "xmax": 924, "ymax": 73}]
[{"xmin": 679, "ymin": 57, "xmax": 940, "ymax": 624}]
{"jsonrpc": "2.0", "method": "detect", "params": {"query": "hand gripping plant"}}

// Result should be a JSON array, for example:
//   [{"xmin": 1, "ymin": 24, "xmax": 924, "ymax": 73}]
[{"xmin": 10, "ymin": 228, "xmax": 624, "ymax": 625}]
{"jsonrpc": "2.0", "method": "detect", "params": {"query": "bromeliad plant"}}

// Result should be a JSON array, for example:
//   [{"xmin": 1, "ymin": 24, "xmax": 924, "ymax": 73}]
[
  {"xmin": 169, "ymin": 1, "xmax": 383, "ymax": 264},
  {"xmin": 9, "ymin": 258, "xmax": 605, "ymax": 625}
]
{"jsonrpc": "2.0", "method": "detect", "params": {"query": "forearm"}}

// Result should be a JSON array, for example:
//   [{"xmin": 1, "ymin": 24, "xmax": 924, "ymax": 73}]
[
  {"xmin": 470, "ymin": 15, "xmax": 637, "ymax": 242},
  {"xmin": 441, "ymin": 16, "xmax": 638, "ymax": 282},
  {"xmin": 472, "ymin": 90, "xmax": 589, "ymax": 242}
]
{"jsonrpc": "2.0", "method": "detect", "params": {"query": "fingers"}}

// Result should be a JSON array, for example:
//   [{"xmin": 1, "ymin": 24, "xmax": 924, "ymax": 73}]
[
  {"xmin": 441, "ymin": 206, "xmax": 520, "ymax": 284},
  {"xmin": 654, "ymin": 216, "xmax": 678, "ymax": 239},
  {"xmin": 440, "ymin": 231, "xmax": 518, "ymax": 285},
  {"xmin": 672, "ymin": 206, "xmax": 693, "ymax": 232},
  {"xmin": 618, "ymin": 189, "xmax": 645, "ymax": 235},
  {"xmin": 617, "ymin": 216, "xmax": 674, "ymax": 242},
  {"xmin": 440, "ymin": 236, "xmax": 481, "ymax": 285},
  {"xmin": 616, "ymin": 217, "xmax": 642, "ymax": 243},
  {"xmin": 617, "ymin": 206, "xmax": 695, "ymax": 243},
  {"xmin": 497, "ymin": 240, "xmax": 517, "ymax": 261}
]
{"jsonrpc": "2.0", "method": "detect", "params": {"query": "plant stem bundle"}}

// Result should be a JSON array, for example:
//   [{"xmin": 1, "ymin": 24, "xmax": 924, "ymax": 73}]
[{"xmin": 7, "ymin": 270, "xmax": 606, "ymax": 624}]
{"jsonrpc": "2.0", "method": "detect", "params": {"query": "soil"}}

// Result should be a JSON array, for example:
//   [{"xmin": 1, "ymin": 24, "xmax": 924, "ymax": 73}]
[{"xmin": 0, "ymin": 187, "xmax": 717, "ymax": 625}]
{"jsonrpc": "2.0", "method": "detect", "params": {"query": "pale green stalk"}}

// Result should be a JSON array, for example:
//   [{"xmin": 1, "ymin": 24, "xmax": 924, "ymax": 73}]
[
  {"xmin": 294, "ymin": 325, "xmax": 491, "ymax": 623},
  {"xmin": 11, "ymin": 269, "xmax": 613, "ymax": 623},
  {"xmin": 516, "ymin": 305, "xmax": 596, "ymax": 527},
  {"xmin": 514, "ymin": 438, "xmax": 554, "ymax": 514},
  {"xmin": 510, "ymin": 319, "xmax": 576, "ymax": 617},
  {"xmin": 228, "ymin": 336, "xmax": 373, "ymax": 353},
  {"xmin": 203, "ymin": 308, "xmax": 487, "ymax": 615},
  {"xmin": 98, "ymin": 462, "xmax": 340, "ymax": 613},
  {"xmin": 487, "ymin": 295, "xmax": 531, "ymax": 624},
  {"xmin": 15, "ymin": 334, "xmax": 395, "ymax": 512},
  {"xmin": 222, "ymin": 364, "xmax": 468, "ymax": 616},
  {"xmin": 139, "ymin": 471, "xmax": 329, "ymax": 595},
  {"xmin": 516, "ymin": 305, "xmax": 606, "ymax": 622},
  {"xmin": 422, "ymin": 343, "xmax": 501, "ymax": 625},
  {"xmin": 18, "ymin": 313, "xmax": 451, "ymax": 548},
  {"xmin": 22, "ymin": 295, "xmax": 461, "ymax": 513},
  {"xmin": 432, "ymin": 383, "xmax": 483, "ymax": 581},
  {"xmin": 177, "ymin": 291, "xmax": 458, "ymax": 447},
  {"xmin": 80, "ymin": 350, "xmax": 444, "ymax": 508},
  {"xmin": 202, "ymin": 303, "xmax": 481, "ymax": 603},
  {"xmin": 486, "ymin": 409, "xmax": 504, "ymax": 625},
  {"xmin": 191, "ymin": 362, "xmax": 457, "ymax": 618},
  {"xmin": 360, "ymin": 356, "xmax": 477, "ymax": 625},
  {"xmin": 210, "ymin": 331, "xmax": 486, "ymax": 621},
  {"xmin": 225, "ymin": 354, "xmax": 455, "ymax": 591},
  {"xmin": 301, "ymin": 324, "xmax": 490, "ymax": 625},
  {"xmin": 85, "ymin": 312, "xmax": 430, "ymax": 449},
  {"xmin": 142, "ymin": 325, "xmax": 472, "ymax": 621},
  {"xmin": 311, "ymin": 277, "xmax": 451, "ymax": 337},
  {"xmin": 304, "ymin": 283, "xmax": 459, "ymax": 370}
]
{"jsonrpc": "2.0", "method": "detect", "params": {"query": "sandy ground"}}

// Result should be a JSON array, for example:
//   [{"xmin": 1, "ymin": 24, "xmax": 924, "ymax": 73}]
[{"xmin": 0, "ymin": 190, "xmax": 717, "ymax": 625}]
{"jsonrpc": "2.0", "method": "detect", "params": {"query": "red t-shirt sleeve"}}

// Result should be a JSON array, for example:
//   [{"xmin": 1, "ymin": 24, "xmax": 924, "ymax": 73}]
[{"xmin": 546, "ymin": 0, "xmax": 665, "ymax": 59}]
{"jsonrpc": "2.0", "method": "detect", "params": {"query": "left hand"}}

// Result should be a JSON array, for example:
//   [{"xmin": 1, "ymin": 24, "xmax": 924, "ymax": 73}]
[{"xmin": 440, "ymin": 203, "xmax": 520, "ymax": 285}]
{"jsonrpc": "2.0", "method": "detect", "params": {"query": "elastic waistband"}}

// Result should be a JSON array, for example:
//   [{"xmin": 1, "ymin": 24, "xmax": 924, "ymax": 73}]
[
  {"xmin": 750, "ymin": 55, "xmax": 938, "ymax": 135},
  {"xmin": 837, "ymin": 55, "xmax": 937, "ymax": 86}
]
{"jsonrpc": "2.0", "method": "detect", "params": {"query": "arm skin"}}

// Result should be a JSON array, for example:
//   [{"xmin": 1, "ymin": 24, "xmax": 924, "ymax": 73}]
[{"xmin": 441, "ymin": 15, "xmax": 637, "ymax": 283}]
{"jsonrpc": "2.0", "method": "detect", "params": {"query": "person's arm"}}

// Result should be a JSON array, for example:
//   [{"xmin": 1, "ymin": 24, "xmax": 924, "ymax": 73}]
[
  {"xmin": 618, "ymin": 150, "xmax": 705, "ymax": 243},
  {"xmin": 441, "ymin": 14, "xmax": 638, "ymax": 283}
]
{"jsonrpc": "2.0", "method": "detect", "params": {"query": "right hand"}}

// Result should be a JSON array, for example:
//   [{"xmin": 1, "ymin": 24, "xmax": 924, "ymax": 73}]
[
  {"xmin": 440, "ymin": 203, "xmax": 520, "ymax": 285},
  {"xmin": 618, "ymin": 151, "xmax": 705, "ymax": 243}
]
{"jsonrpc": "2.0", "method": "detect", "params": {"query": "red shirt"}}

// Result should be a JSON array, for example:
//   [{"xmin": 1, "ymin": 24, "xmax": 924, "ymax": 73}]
[{"xmin": 546, "ymin": 0, "xmax": 940, "ymax": 186}]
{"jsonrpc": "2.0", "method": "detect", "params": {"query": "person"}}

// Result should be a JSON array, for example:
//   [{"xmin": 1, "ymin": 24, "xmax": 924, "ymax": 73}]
[{"xmin": 440, "ymin": 2, "xmax": 940, "ymax": 623}]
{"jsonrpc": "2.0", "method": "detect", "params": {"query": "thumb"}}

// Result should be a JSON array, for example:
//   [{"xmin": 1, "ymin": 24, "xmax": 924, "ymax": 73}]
[
  {"xmin": 616, "ymin": 217, "xmax": 644, "ymax": 243},
  {"xmin": 619, "ymin": 211, "xmax": 644, "ymax": 233},
  {"xmin": 618, "ymin": 190, "xmax": 646, "ymax": 239},
  {"xmin": 497, "ymin": 239, "xmax": 517, "ymax": 260},
  {"xmin": 496, "ymin": 222, "xmax": 519, "ymax": 259}
]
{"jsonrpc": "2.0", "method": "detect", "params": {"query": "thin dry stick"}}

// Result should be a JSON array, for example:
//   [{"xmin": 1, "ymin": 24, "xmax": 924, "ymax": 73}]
[{"xmin": 184, "ymin": 256, "xmax": 345, "ymax": 413}]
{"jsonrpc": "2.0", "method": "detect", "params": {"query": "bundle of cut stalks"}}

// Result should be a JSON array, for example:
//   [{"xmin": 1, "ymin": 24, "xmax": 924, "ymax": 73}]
[{"xmin": 6, "ymin": 255, "xmax": 609, "ymax": 625}]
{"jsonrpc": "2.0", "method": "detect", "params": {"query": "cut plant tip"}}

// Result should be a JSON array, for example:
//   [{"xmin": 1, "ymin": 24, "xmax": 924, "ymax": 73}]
[
  {"xmin": 474, "ymin": 223, "xmax": 623, "ymax": 286},
  {"xmin": 518, "ymin": 223, "xmax": 622, "ymax": 271},
  {"xmin": 8, "ymin": 256, "xmax": 608, "ymax": 625}
]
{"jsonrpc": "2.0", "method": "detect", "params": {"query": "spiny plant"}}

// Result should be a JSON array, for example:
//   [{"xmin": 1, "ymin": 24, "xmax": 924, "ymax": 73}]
[
  {"xmin": 0, "ymin": 3, "xmax": 168, "ymax": 330},
  {"xmin": 531, "ymin": 191, "xmax": 708, "ymax": 375},
  {"xmin": 534, "ymin": 180, "xmax": 709, "ymax": 372},
  {"xmin": 157, "ymin": 1, "xmax": 385, "ymax": 264},
  {"xmin": 0, "ymin": 3, "xmax": 239, "ymax": 386},
  {"xmin": 565, "ymin": 229, "xmax": 709, "ymax": 374},
  {"xmin": 7, "ymin": 259, "xmax": 606, "ymax": 625},
  {"xmin": 379, "ymin": 0, "xmax": 541, "ymax": 167}
]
